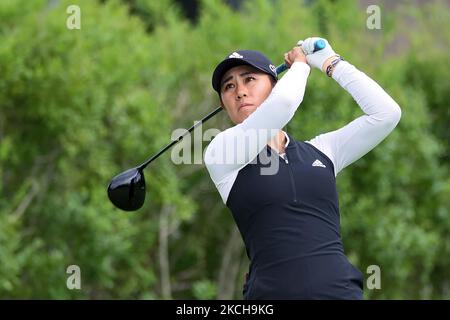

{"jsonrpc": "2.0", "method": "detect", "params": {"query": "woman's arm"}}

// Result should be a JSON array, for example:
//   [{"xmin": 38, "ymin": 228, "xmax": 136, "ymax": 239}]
[
  {"xmin": 307, "ymin": 60, "xmax": 402, "ymax": 176},
  {"xmin": 204, "ymin": 61, "xmax": 310, "ymax": 187}
]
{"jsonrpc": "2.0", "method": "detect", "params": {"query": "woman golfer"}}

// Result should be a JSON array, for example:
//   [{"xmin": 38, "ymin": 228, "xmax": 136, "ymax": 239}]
[{"xmin": 204, "ymin": 37, "xmax": 401, "ymax": 299}]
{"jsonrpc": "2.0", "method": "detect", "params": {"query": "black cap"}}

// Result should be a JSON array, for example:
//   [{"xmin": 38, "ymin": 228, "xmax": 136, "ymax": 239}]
[{"xmin": 212, "ymin": 50, "xmax": 278, "ymax": 94}]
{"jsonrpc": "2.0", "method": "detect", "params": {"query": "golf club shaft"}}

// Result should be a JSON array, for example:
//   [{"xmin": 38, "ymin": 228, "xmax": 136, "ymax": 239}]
[
  {"xmin": 136, "ymin": 63, "xmax": 289, "ymax": 171},
  {"xmin": 138, "ymin": 106, "xmax": 223, "ymax": 170}
]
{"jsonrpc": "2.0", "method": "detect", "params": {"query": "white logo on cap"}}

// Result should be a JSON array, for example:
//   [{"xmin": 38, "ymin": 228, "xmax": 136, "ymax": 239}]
[
  {"xmin": 229, "ymin": 52, "xmax": 243, "ymax": 59},
  {"xmin": 269, "ymin": 64, "xmax": 276, "ymax": 73}
]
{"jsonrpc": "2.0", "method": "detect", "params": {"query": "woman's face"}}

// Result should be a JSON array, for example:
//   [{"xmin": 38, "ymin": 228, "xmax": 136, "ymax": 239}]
[{"xmin": 220, "ymin": 65, "xmax": 274, "ymax": 124}]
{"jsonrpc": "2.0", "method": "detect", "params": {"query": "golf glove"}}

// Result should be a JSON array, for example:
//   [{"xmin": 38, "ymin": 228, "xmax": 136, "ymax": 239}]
[{"xmin": 298, "ymin": 37, "xmax": 338, "ymax": 72}]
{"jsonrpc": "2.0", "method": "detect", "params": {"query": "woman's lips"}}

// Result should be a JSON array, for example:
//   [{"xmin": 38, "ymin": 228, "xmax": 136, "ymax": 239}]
[{"xmin": 239, "ymin": 103, "xmax": 253, "ymax": 110}]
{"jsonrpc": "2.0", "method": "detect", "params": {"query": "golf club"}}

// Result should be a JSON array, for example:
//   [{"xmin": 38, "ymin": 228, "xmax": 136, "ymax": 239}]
[{"xmin": 107, "ymin": 40, "xmax": 326, "ymax": 211}]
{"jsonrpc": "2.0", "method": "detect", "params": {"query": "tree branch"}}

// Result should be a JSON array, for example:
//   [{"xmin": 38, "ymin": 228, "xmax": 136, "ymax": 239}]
[
  {"xmin": 159, "ymin": 204, "xmax": 174, "ymax": 299},
  {"xmin": 217, "ymin": 225, "xmax": 243, "ymax": 299}
]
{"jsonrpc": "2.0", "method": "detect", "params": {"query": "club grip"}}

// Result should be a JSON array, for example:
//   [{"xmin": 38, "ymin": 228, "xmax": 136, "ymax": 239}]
[{"xmin": 276, "ymin": 39, "xmax": 326, "ymax": 75}]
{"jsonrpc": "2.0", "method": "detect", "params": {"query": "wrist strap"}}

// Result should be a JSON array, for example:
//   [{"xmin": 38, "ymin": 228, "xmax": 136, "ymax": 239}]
[{"xmin": 326, "ymin": 55, "xmax": 344, "ymax": 77}]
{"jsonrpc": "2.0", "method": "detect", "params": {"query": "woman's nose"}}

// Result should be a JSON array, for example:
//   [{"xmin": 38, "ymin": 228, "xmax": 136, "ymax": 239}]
[
  {"xmin": 236, "ymin": 84, "xmax": 247, "ymax": 100},
  {"xmin": 236, "ymin": 93, "xmax": 247, "ymax": 100}
]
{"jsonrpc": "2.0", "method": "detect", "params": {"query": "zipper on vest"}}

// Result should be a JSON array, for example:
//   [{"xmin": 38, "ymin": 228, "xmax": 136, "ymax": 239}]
[{"xmin": 284, "ymin": 154, "xmax": 298, "ymax": 203}]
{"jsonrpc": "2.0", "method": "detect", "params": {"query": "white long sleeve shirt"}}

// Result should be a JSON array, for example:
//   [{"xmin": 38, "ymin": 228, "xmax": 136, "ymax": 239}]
[{"xmin": 204, "ymin": 60, "xmax": 402, "ymax": 204}]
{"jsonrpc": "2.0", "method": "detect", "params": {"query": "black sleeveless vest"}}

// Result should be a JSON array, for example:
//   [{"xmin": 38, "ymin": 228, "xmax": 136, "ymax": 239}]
[{"xmin": 226, "ymin": 133, "xmax": 364, "ymax": 299}]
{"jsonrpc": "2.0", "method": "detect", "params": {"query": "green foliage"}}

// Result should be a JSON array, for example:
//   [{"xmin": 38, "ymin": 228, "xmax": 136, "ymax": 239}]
[
  {"xmin": 192, "ymin": 279, "xmax": 217, "ymax": 299},
  {"xmin": 0, "ymin": 0, "xmax": 448, "ymax": 299},
  {"xmin": 0, "ymin": 0, "xmax": 193, "ymax": 299}
]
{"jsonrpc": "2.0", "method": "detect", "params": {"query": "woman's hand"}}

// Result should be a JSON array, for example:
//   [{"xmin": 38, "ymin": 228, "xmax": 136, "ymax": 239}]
[
  {"xmin": 300, "ymin": 37, "xmax": 339, "ymax": 72},
  {"xmin": 284, "ymin": 46, "xmax": 307, "ymax": 68}
]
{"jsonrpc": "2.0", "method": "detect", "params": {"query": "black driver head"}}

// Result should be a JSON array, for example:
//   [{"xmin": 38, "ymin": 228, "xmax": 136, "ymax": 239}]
[{"xmin": 107, "ymin": 168, "xmax": 146, "ymax": 211}]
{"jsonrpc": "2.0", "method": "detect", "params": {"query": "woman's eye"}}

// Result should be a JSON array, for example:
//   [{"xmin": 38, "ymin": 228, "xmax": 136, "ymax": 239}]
[
  {"xmin": 246, "ymin": 76, "xmax": 256, "ymax": 82},
  {"xmin": 224, "ymin": 83, "xmax": 234, "ymax": 91}
]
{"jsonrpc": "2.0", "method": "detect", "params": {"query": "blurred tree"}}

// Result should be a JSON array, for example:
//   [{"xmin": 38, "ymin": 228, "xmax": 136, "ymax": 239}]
[
  {"xmin": 0, "ymin": 0, "xmax": 448, "ymax": 299},
  {"xmin": 0, "ymin": 0, "xmax": 195, "ymax": 298}
]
